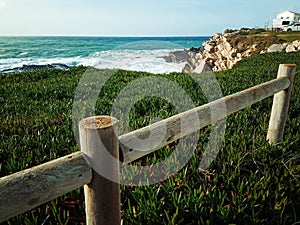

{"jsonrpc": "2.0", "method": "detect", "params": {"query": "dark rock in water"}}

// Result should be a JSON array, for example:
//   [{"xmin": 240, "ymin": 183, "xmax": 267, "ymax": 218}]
[
  {"xmin": 161, "ymin": 47, "xmax": 203, "ymax": 64},
  {"xmin": 50, "ymin": 63, "xmax": 70, "ymax": 70},
  {"xmin": 160, "ymin": 55, "xmax": 172, "ymax": 63},
  {"xmin": 189, "ymin": 46, "xmax": 203, "ymax": 53},
  {"xmin": 161, "ymin": 46, "xmax": 213, "ymax": 73},
  {"xmin": 161, "ymin": 49, "xmax": 191, "ymax": 63},
  {"xmin": 1, "ymin": 63, "xmax": 70, "ymax": 74}
]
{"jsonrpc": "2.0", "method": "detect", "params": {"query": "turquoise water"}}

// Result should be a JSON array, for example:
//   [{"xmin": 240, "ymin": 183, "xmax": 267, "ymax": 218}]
[{"xmin": 0, "ymin": 36, "xmax": 209, "ymax": 73}]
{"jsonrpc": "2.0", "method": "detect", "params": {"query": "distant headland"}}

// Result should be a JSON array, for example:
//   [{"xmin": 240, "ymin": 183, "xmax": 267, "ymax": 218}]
[{"xmin": 163, "ymin": 28, "xmax": 300, "ymax": 73}]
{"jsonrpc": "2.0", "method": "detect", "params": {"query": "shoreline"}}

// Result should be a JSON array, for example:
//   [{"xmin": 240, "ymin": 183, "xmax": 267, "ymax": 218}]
[
  {"xmin": 0, "ymin": 36, "xmax": 209, "ymax": 74},
  {"xmin": 2, "ymin": 30, "xmax": 300, "ymax": 75}
]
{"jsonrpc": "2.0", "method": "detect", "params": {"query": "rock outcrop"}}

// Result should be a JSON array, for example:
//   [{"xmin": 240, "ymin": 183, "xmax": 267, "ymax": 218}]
[
  {"xmin": 267, "ymin": 44, "xmax": 287, "ymax": 53},
  {"xmin": 161, "ymin": 49, "xmax": 191, "ymax": 63},
  {"xmin": 162, "ymin": 29, "xmax": 300, "ymax": 73},
  {"xmin": 267, "ymin": 40, "xmax": 300, "ymax": 53},
  {"xmin": 1, "ymin": 63, "xmax": 70, "ymax": 74},
  {"xmin": 183, "ymin": 33, "xmax": 243, "ymax": 73}
]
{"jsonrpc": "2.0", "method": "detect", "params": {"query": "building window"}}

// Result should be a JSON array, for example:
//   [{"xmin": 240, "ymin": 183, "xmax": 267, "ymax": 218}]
[{"xmin": 282, "ymin": 21, "xmax": 290, "ymax": 25}]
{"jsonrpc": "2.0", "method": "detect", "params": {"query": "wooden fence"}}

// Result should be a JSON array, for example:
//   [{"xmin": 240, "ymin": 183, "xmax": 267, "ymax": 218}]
[{"xmin": 0, "ymin": 64, "xmax": 296, "ymax": 224}]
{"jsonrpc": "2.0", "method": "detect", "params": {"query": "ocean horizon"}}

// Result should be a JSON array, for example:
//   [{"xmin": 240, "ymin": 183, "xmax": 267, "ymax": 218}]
[{"xmin": 0, "ymin": 36, "xmax": 210, "ymax": 74}]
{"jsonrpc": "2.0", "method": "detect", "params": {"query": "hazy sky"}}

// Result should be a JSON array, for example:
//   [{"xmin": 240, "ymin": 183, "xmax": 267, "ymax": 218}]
[{"xmin": 0, "ymin": 0, "xmax": 299, "ymax": 36}]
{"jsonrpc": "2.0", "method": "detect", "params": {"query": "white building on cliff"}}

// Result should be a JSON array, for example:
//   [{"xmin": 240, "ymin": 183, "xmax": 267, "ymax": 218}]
[{"xmin": 272, "ymin": 10, "xmax": 300, "ymax": 30}]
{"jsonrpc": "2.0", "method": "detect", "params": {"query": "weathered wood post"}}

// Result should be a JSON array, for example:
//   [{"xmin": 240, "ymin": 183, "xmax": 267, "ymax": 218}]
[
  {"xmin": 267, "ymin": 64, "xmax": 296, "ymax": 144},
  {"xmin": 79, "ymin": 116, "xmax": 120, "ymax": 225}
]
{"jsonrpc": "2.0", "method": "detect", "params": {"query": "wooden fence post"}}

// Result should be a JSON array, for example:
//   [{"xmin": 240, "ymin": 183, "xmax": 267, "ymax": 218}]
[
  {"xmin": 267, "ymin": 64, "xmax": 296, "ymax": 144},
  {"xmin": 79, "ymin": 116, "xmax": 120, "ymax": 225}
]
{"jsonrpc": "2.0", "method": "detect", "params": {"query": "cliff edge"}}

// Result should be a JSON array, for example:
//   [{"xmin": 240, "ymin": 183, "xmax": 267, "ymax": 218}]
[{"xmin": 166, "ymin": 28, "xmax": 300, "ymax": 73}]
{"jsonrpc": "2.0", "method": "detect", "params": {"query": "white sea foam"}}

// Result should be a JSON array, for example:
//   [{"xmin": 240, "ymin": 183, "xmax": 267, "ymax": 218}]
[
  {"xmin": 88, "ymin": 49, "xmax": 185, "ymax": 74},
  {"xmin": 0, "ymin": 49, "xmax": 186, "ymax": 74},
  {"xmin": 19, "ymin": 52, "xmax": 29, "ymax": 56}
]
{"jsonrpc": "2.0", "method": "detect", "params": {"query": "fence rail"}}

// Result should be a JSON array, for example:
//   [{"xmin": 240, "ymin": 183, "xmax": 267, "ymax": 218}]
[
  {"xmin": 120, "ymin": 75, "xmax": 291, "ymax": 164},
  {"xmin": 0, "ymin": 152, "xmax": 91, "ymax": 222},
  {"xmin": 0, "ymin": 64, "xmax": 296, "ymax": 224}
]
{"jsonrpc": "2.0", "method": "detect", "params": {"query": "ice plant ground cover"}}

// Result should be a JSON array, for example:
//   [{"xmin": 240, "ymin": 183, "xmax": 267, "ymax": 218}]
[{"xmin": 0, "ymin": 51, "xmax": 300, "ymax": 225}]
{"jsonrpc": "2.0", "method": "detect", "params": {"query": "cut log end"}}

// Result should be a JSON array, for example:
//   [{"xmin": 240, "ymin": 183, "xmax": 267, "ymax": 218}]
[
  {"xmin": 282, "ymin": 64, "xmax": 297, "ymax": 67},
  {"xmin": 80, "ymin": 116, "xmax": 118, "ymax": 129}
]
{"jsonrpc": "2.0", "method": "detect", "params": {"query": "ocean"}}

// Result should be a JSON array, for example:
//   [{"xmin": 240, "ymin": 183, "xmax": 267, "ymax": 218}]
[{"xmin": 0, "ymin": 36, "xmax": 209, "ymax": 74}]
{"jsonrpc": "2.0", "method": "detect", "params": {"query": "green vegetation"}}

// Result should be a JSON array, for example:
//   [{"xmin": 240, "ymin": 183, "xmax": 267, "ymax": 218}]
[
  {"xmin": 276, "ymin": 32, "xmax": 300, "ymax": 43},
  {"xmin": 1, "ymin": 52, "xmax": 300, "ymax": 224},
  {"xmin": 227, "ymin": 29, "xmax": 300, "ymax": 53},
  {"xmin": 227, "ymin": 35, "xmax": 284, "ymax": 53}
]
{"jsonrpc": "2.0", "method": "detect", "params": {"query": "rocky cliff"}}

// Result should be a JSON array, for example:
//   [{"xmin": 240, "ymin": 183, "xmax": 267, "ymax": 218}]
[
  {"xmin": 165, "ymin": 29, "xmax": 300, "ymax": 73},
  {"xmin": 183, "ymin": 32, "xmax": 242, "ymax": 73}
]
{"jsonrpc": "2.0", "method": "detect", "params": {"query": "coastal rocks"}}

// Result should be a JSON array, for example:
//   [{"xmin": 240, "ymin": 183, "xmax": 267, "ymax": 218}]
[
  {"xmin": 183, "ymin": 33, "xmax": 243, "ymax": 73},
  {"xmin": 242, "ymin": 45, "xmax": 257, "ymax": 57},
  {"xmin": 1, "ymin": 63, "xmax": 70, "ymax": 74},
  {"xmin": 182, "ymin": 30, "xmax": 300, "ymax": 73},
  {"xmin": 161, "ymin": 47, "xmax": 211, "ymax": 73},
  {"xmin": 162, "ymin": 29, "xmax": 300, "ymax": 74},
  {"xmin": 292, "ymin": 40, "xmax": 300, "ymax": 49},
  {"xmin": 285, "ymin": 44, "xmax": 297, "ymax": 53},
  {"xmin": 162, "ymin": 49, "xmax": 191, "ymax": 63},
  {"xmin": 190, "ymin": 47, "xmax": 203, "ymax": 53},
  {"xmin": 285, "ymin": 40, "xmax": 300, "ymax": 53},
  {"xmin": 190, "ymin": 60, "xmax": 212, "ymax": 73},
  {"xmin": 267, "ymin": 41, "xmax": 300, "ymax": 53},
  {"xmin": 183, "ymin": 58, "xmax": 212, "ymax": 73},
  {"xmin": 267, "ymin": 44, "xmax": 286, "ymax": 53}
]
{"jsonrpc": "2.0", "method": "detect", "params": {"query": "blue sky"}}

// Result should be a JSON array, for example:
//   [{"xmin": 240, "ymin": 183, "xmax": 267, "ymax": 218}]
[{"xmin": 0, "ymin": 0, "xmax": 299, "ymax": 36}]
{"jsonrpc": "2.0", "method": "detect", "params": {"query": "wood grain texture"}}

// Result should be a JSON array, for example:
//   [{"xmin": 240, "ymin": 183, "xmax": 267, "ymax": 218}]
[
  {"xmin": 120, "ymin": 76, "xmax": 291, "ymax": 163},
  {"xmin": 79, "ymin": 116, "xmax": 121, "ymax": 225},
  {"xmin": 267, "ymin": 64, "xmax": 296, "ymax": 144},
  {"xmin": 0, "ymin": 151, "xmax": 92, "ymax": 223}
]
